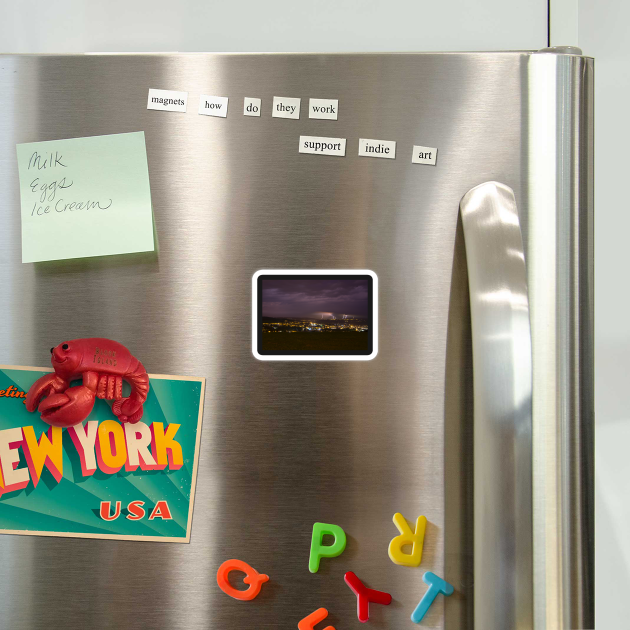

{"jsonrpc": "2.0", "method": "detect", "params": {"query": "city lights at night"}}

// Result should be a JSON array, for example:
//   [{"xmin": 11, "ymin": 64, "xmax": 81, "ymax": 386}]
[{"xmin": 260, "ymin": 278, "xmax": 370, "ymax": 352}]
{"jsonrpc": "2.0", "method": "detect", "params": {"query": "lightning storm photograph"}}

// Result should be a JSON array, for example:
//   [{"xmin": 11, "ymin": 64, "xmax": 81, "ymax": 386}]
[{"xmin": 259, "ymin": 277, "xmax": 371, "ymax": 354}]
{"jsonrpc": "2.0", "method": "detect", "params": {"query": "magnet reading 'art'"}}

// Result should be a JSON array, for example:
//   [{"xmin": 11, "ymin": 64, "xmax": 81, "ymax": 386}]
[
  {"xmin": 25, "ymin": 338, "xmax": 149, "ymax": 427},
  {"xmin": 216, "ymin": 559, "xmax": 269, "ymax": 601},
  {"xmin": 388, "ymin": 512, "xmax": 427, "ymax": 567},
  {"xmin": 309, "ymin": 522, "xmax": 347, "ymax": 573}
]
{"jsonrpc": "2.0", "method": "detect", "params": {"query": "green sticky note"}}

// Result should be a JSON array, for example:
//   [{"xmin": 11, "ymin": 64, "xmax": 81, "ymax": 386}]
[{"xmin": 16, "ymin": 131, "xmax": 155, "ymax": 263}]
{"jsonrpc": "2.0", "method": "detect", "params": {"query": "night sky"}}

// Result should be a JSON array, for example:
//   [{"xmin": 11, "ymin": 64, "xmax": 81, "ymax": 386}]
[{"xmin": 262, "ymin": 278, "xmax": 369, "ymax": 318}]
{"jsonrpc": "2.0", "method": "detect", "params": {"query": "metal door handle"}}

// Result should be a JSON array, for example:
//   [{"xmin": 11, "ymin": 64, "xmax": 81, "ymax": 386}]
[{"xmin": 460, "ymin": 181, "xmax": 533, "ymax": 629}]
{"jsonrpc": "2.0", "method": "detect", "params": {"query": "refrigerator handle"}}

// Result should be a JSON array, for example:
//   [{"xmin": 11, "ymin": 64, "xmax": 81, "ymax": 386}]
[{"xmin": 459, "ymin": 182, "xmax": 533, "ymax": 629}]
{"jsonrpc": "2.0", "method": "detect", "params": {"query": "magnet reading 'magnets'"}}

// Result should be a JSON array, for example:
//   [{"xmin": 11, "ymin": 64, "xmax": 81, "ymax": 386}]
[{"xmin": 26, "ymin": 338, "xmax": 149, "ymax": 428}]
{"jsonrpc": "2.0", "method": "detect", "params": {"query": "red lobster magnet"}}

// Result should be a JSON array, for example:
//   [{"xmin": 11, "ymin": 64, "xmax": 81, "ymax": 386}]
[{"xmin": 26, "ymin": 338, "xmax": 149, "ymax": 428}]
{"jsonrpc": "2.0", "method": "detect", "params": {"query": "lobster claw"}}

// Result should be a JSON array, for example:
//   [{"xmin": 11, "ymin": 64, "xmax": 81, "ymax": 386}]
[
  {"xmin": 112, "ymin": 398, "xmax": 144, "ymax": 424},
  {"xmin": 25, "ymin": 373, "xmax": 67, "ymax": 413},
  {"xmin": 37, "ymin": 386, "xmax": 96, "ymax": 428}
]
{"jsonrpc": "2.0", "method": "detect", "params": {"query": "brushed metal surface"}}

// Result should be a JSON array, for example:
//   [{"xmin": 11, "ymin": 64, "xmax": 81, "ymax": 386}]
[
  {"xmin": 527, "ymin": 52, "xmax": 595, "ymax": 629},
  {"xmin": 0, "ymin": 52, "xmax": 593, "ymax": 629},
  {"xmin": 460, "ymin": 182, "xmax": 533, "ymax": 630}
]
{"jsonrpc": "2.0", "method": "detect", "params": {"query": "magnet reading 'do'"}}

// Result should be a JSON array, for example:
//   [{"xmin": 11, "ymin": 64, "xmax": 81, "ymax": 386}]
[{"xmin": 26, "ymin": 338, "xmax": 149, "ymax": 427}]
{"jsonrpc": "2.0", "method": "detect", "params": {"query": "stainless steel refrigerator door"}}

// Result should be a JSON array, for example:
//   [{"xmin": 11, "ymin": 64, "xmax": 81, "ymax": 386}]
[{"xmin": 0, "ymin": 52, "xmax": 593, "ymax": 629}]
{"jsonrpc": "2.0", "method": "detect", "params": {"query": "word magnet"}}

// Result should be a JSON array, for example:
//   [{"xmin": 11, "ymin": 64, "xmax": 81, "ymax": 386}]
[
  {"xmin": 358, "ymin": 138, "xmax": 396, "ymax": 159},
  {"xmin": 344, "ymin": 571, "xmax": 392, "ymax": 622},
  {"xmin": 388, "ymin": 512, "xmax": 427, "ymax": 566},
  {"xmin": 216, "ymin": 559, "xmax": 269, "ymax": 601},
  {"xmin": 244, "ymin": 97, "xmax": 262, "ymax": 116},
  {"xmin": 309, "ymin": 522, "xmax": 346, "ymax": 573},
  {"xmin": 147, "ymin": 88, "xmax": 187, "ymax": 112},
  {"xmin": 411, "ymin": 145, "xmax": 438, "ymax": 165},
  {"xmin": 299, "ymin": 136, "xmax": 346, "ymax": 157},
  {"xmin": 198, "ymin": 95, "xmax": 228, "ymax": 118},
  {"xmin": 272, "ymin": 96, "xmax": 300, "ymax": 119},
  {"xmin": 308, "ymin": 98, "xmax": 338, "ymax": 120}
]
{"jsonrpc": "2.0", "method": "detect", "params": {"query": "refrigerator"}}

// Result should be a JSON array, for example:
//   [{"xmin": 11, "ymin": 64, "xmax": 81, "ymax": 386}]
[{"xmin": 0, "ymin": 50, "xmax": 593, "ymax": 629}]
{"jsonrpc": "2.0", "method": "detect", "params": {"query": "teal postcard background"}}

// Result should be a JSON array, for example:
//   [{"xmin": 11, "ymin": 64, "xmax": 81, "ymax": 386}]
[{"xmin": 0, "ymin": 367, "xmax": 204, "ymax": 542}]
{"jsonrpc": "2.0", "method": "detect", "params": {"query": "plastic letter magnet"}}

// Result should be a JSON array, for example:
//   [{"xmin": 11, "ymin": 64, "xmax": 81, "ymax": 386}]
[
  {"xmin": 410, "ymin": 571, "xmax": 454, "ymax": 623},
  {"xmin": 298, "ymin": 607, "xmax": 335, "ymax": 630},
  {"xmin": 216, "ymin": 559, "xmax": 269, "ymax": 601},
  {"xmin": 309, "ymin": 522, "xmax": 347, "ymax": 573},
  {"xmin": 388, "ymin": 512, "xmax": 427, "ymax": 567},
  {"xmin": 344, "ymin": 571, "xmax": 392, "ymax": 622}
]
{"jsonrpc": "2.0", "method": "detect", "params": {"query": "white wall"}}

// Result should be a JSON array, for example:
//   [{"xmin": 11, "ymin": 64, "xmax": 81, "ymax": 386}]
[
  {"xmin": 576, "ymin": 1, "xmax": 629, "ymax": 627},
  {"xmin": 0, "ymin": 0, "xmax": 547, "ymax": 53}
]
